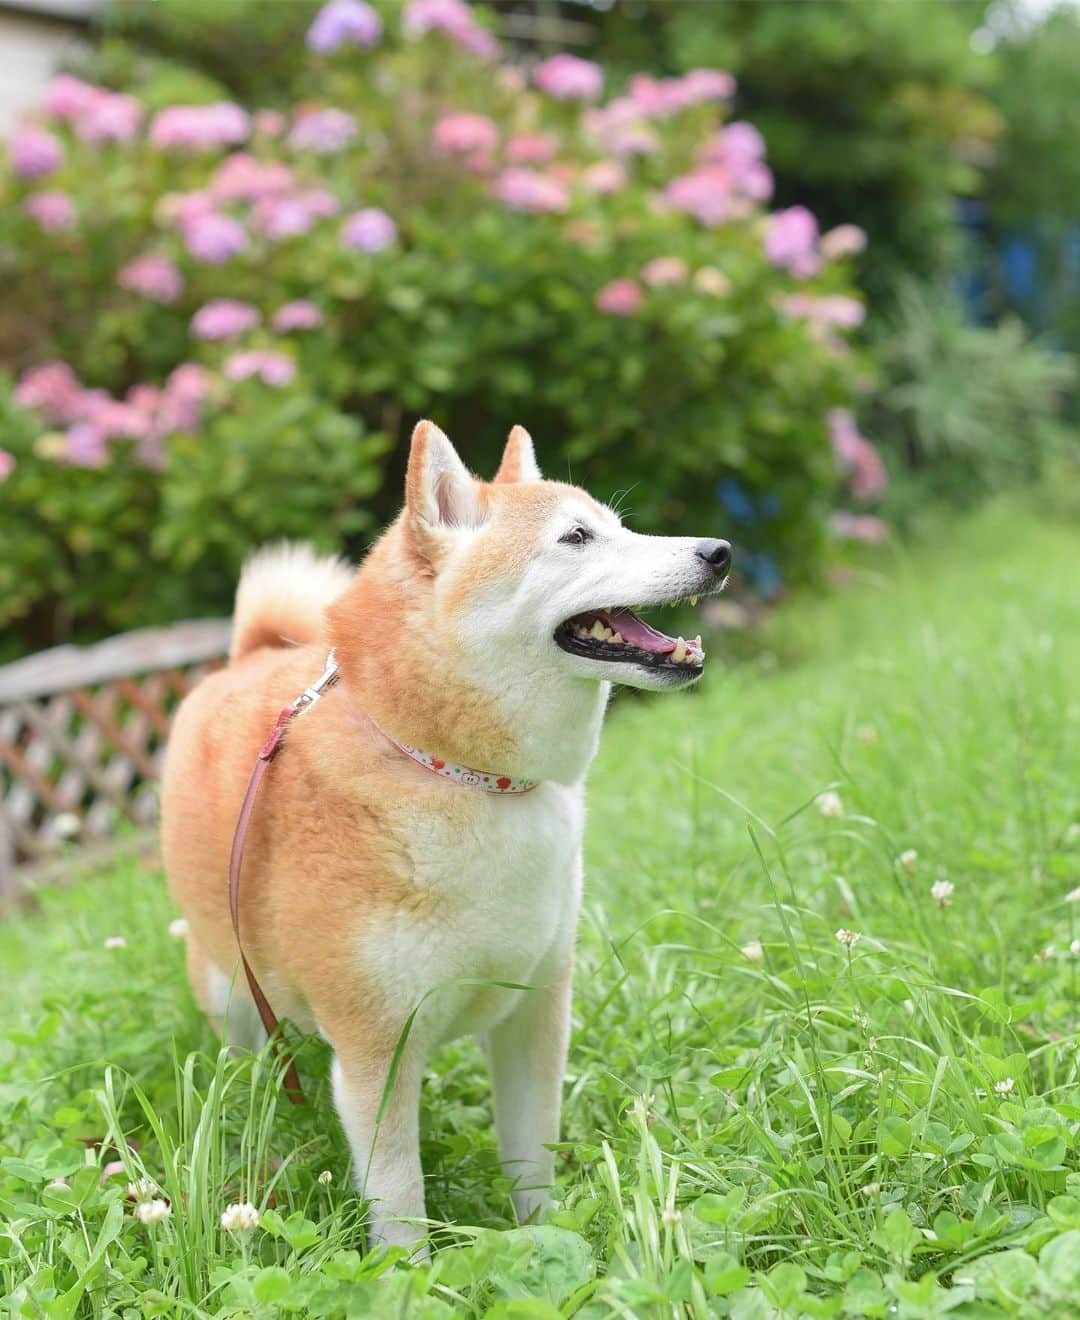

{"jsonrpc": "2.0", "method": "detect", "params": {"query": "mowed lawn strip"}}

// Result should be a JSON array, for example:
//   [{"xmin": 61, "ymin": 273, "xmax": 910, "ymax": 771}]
[{"xmin": 2, "ymin": 499, "xmax": 1079, "ymax": 1316}]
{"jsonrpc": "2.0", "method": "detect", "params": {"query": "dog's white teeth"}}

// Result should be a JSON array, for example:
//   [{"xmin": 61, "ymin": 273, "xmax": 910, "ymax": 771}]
[
  {"xmin": 673, "ymin": 637, "xmax": 687, "ymax": 663},
  {"xmin": 590, "ymin": 620, "xmax": 606, "ymax": 640},
  {"xmin": 690, "ymin": 596, "xmax": 698, "ymax": 607},
  {"xmin": 694, "ymin": 634, "xmax": 703, "ymax": 650},
  {"xmin": 612, "ymin": 631, "xmax": 624, "ymax": 644}
]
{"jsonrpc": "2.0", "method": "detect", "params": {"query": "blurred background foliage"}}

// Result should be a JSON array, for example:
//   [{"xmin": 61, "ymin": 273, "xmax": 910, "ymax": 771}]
[{"xmin": 0, "ymin": 0, "xmax": 1076, "ymax": 660}]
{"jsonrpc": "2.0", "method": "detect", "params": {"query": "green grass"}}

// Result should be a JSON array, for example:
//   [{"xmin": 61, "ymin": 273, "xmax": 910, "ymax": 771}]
[{"xmin": 3, "ymin": 500, "xmax": 1080, "ymax": 1317}]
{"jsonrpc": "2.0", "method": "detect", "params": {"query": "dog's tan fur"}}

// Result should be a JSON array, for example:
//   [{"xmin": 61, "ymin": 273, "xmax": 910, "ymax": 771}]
[{"xmin": 163, "ymin": 420, "xmax": 727, "ymax": 1251}]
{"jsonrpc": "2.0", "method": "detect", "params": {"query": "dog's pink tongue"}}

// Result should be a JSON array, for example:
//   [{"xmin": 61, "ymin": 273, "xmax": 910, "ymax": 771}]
[{"xmin": 603, "ymin": 608, "xmax": 677, "ymax": 654}]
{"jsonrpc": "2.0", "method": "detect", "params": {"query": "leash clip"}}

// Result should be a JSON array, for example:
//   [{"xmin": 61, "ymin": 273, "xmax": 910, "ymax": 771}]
[{"xmin": 291, "ymin": 648, "xmax": 340, "ymax": 715}]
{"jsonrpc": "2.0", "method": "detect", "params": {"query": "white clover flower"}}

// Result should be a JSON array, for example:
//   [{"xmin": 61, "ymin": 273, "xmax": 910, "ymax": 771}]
[
  {"xmin": 835, "ymin": 928, "xmax": 861, "ymax": 948},
  {"xmin": 741, "ymin": 941, "xmax": 765, "ymax": 963},
  {"xmin": 994, "ymin": 1077, "xmax": 1015, "ymax": 1096},
  {"xmin": 931, "ymin": 879, "xmax": 954, "ymax": 908},
  {"xmin": 168, "ymin": 917, "xmax": 189, "ymax": 939},
  {"xmin": 221, "ymin": 1201, "xmax": 259, "ymax": 1232},
  {"xmin": 133, "ymin": 1198, "xmax": 171, "ymax": 1224},
  {"xmin": 103, "ymin": 936, "xmax": 127, "ymax": 950},
  {"xmin": 1036, "ymin": 946, "xmax": 1055, "ymax": 961},
  {"xmin": 1071, "ymin": 939, "xmax": 1080, "ymax": 957},
  {"xmin": 898, "ymin": 849, "xmax": 918, "ymax": 875},
  {"xmin": 818, "ymin": 791, "xmax": 844, "ymax": 819},
  {"xmin": 318, "ymin": 1169, "xmax": 333, "ymax": 1185},
  {"xmin": 1065, "ymin": 886, "xmax": 1080, "ymax": 904},
  {"xmin": 127, "ymin": 1177, "xmax": 158, "ymax": 1200},
  {"xmin": 1065, "ymin": 823, "xmax": 1080, "ymax": 844}
]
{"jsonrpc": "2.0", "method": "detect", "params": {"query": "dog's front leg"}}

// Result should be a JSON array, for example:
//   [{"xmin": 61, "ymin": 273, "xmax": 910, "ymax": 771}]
[
  {"xmin": 331, "ymin": 1047, "xmax": 428, "ymax": 1256},
  {"xmin": 486, "ymin": 955, "xmax": 573, "ymax": 1225}
]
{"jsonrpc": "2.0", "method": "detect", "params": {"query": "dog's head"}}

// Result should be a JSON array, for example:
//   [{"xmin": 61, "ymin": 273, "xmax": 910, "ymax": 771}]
[{"xmin": 401, "ymin": 420, "xmax": 730, "ymax": 694}]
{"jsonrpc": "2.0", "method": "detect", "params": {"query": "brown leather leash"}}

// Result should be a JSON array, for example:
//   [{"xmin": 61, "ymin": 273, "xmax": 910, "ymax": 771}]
[{"xmin": 227, "ymin": 649, "xmax": 341, "ymax": 1105}]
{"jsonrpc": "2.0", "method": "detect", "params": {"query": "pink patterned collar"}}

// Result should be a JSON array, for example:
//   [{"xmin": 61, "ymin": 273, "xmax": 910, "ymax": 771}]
[{"xmin": 379, "ymin": 729, "xmax": 539, "ymax": 795}]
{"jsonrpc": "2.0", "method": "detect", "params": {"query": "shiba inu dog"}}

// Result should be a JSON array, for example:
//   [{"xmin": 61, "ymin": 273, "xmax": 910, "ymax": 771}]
[{"xmin": 161, "ymin": 421, "xmax": 731, "ymax": 1252}]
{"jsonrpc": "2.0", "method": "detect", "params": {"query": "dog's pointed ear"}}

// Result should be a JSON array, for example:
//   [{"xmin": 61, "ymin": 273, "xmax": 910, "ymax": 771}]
[
  {"xmin": 493, "ymin": 425, "xmax": 542, "ymax": 484},
  {"xmin": 405, "ymin": 420, "xmax": 482, "ymax": 534}
]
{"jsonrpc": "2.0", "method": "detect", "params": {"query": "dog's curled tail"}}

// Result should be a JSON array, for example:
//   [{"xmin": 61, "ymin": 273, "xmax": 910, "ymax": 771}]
[{"xmin": 230, "ymin": 543, "xmax": 354, "ymax": 661}]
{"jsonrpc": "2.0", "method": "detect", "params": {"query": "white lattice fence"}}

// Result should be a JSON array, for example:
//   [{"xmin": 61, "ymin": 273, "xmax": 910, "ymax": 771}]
[{"xmin": 0, "ymin": 619, "xmax": 231, "ymax": 901}]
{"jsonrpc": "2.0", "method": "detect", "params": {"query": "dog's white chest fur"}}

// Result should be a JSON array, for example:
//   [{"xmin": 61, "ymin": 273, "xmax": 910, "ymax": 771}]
[{"xmin": 358, "ymin": 782, "xmax": 584, "ymax": 1043}]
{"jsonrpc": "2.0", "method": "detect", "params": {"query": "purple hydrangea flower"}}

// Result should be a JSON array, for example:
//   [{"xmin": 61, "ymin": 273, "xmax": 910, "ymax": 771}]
[
  {"xmin": 182, "ymin": 212, "xmax": 249, "ymax": 264},
  {"xmin": 190, "ymin": 299, "xmax": 260, "ymax": 340},
  {"xmin": 402, "ymin": 0, "xmax": 498, "ymax": 59},
  {"xmin": 117, "ymin": 255, "xmax": 184, "ymax": 305},
  {"xmin": 764, "ymin": 206, "xmax": 821, "ymax": 279},
  {"xmin": 341, "ymin": 207, "xmax": 397, "ymax": 252},
  {"xmin": 64, "ymin": 423, "xmax": 108, "ymax": 468},
  {"xmin": 224, "ymin": 351, "xmax": 296, "ymax": 387},
  {"xmin": 210, "ymin": 153, "xmax": 295, "ymax": 203},
  {"xmin": 23, "ymin": 192, "xmax": 76, "ymax": 233},
  {"xmin": 10, "ymin": 127, "xmax": 64, "ymax": 179},
  {"xmin": 534, "ymin": 53, "xmax": 603, "ymax": 101},
  {"xmin": 272, "ymin": 300, "xmax": 324, "ymax": 332},
  {"xmin": 287, "ymin": 108, "xmax": 357, "ymax": 154},
  {"xmin": 307, "ymin": 0, "xmax": 382, "ymax": 53}
]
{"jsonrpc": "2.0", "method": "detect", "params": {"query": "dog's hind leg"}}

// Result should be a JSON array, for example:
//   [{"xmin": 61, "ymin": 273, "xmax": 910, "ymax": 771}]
[{"xmin": 185, "ymin": 935, "xmax": 267, "ymax": 1055}]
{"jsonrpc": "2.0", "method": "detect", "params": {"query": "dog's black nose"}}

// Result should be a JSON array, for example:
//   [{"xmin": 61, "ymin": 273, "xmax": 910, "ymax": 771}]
[{"xmin": 696, "ymin": 539, "xmax": 732, "ymax": 575}]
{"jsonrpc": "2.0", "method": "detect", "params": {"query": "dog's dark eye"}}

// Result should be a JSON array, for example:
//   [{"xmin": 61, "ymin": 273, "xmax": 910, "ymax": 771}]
[{"xmin": 559, "ymin": 526, "xmax": 592, "ymax": 547}]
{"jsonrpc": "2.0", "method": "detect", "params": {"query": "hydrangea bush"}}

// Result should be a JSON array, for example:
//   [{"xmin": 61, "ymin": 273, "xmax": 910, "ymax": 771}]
[{"xmin": 0, "ymin": 0, "xmax": 874, "ymax": 653}]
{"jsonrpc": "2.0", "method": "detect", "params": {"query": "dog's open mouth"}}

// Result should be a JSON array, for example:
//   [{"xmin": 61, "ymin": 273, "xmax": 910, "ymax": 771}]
[{"xmin": 554, "ymin": 601, "xmax": 704, "ymax": 671}]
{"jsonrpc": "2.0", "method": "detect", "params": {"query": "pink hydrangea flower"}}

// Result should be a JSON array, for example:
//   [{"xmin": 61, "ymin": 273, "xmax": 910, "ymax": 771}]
[
  {"xmin": 827, "ymin": 409, "xmax": 887, "ymax": 500},
  {"xmin": 224, "ymin": 351, "xmax": 296, "ymax": 387},
  {"xmin": 272, "ymin": 300, "xmax": 324, "ymax": 332},
  {"xmin": 341, "ymin": 208, "xmax": 398, "ymax": 251},
  {"xmin": 118, "ymin": 255, "xmax": 184, "ymax": 305},
  {"xmin": 829, "ymin": 511, "xmax": 888, "ymax": 543},
  {"xmin": 595, "ymin": 279, "xmax": 644, "ymax": 317},
  {"xmin": 41, "ymin": 74, "xmax": 99, "ymax": 120},
  {"xmin": 307, "ymin": 0, "xmax": 382, "ymax": 52},
  {"xmin": 781, "ymin": 294, "xmax": 865, "ymax": 330},
  {"xmin": 697, "ymin": 122, "xmax": 773, "ymax": 203},
  {"xmin": 190, "ymin": 299, "xmax": 260, "ymax": 340},
  {"xmin": 23, "ymin": 192, "xmax": 75, "ymax": 233},
  {"xmin": 250, "ymin": 196, "xmax": 316, "ymax": 240},
  {"xmin": 0, "ymin": 450, "xmax": 14, "ymax": 482},
  {"xmin": 64, "ymin": 423, "xmax": 108, "ymax": 468},
  {"xmin": 403, "ymin": 0, "xmax": 498, "ymax": 59},
  {"xmin": 433, "ymin": 113, "xmax": 498, "ymax": 156},
  {"xmin": 182, "ymin": 212, "xmax": 248, "ymax": 264},
  {"xmin": 820, "ymin": 224, "xmax": 868, "ymax": 261},
  {"xmin": 14, "ymin": 362, "xmax": 83, "ymax": 422},
  {"xmin": 534, "ymin": 54, "xmax": 603, "ymax": 101},
  {"xmin": 505, "ymin": 133, "xmax": 556, "ymax": 165},
  {"xmin": 253, "ymin": 109, "xmax": 286, "ymax": 137},
  {"xmin": 582, "ymin": 160, "xmax": 627, "ymax": 195},
  {"xmin": 492, "ymin": 168, "xmax": 570, "ymax": 214},
  {"xmin": 210, "ymin": 153, "xmax": 294, "ymax": 203},
  {"xmin": 150, "ymin": 103, "xmax": 250, "ymax": 151},
  {"xmin": 583, "ymin": 100, "xmax": 659, "ymax": 157},
  {"xmin": 78, "ymin": 90, "xmax": 142, "ymax": 144},
  {"xmin": 287, "ymin": 108, "xmax": 357, "ymax": 153},
  {"xmin": 679, "ymin": 68, "xmax": 737, "ymax": 104},
  {"xmin": 82, "ymin": 394, "xmax": 151, "ymax": 440},
  {"xmin": 765, "ymin": 206, "xmax": 821, "ymax": 279},
  {"xmin": 157, "ymin": 363, "xmax": 211, "ymax": 433},
  {"xmin": 664, "ymin": 169, "xmax": 735, "ymax": 227},
  {"xmin": 641, "ymin": 256, "xmax": 689, "ymax": 288},
  {"xmin": 10, "ymin": 127, "xmax": 64, "ymax": 179}
]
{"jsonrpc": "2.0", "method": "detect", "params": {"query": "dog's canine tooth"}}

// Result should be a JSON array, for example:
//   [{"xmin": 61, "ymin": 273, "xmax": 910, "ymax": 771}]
[
  {"xmin": 690, "ymin": 596, "xmax": 698, "ymax": 607},
  {"xmin": 673, "ymin": 637, "xmax": 687, "ymax": 663},
  {"xmin": 590, "ymin": 620, "xmax": 606, "ymax": 640},
  {"xmin": 612, "ymin": 631, "xmax": 623, "ymax": 644}
]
